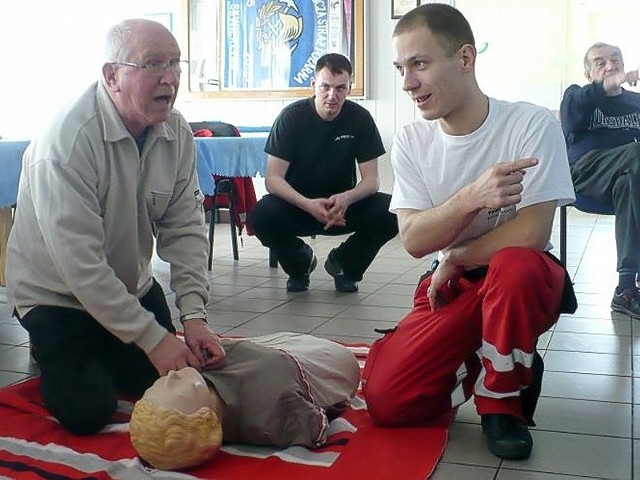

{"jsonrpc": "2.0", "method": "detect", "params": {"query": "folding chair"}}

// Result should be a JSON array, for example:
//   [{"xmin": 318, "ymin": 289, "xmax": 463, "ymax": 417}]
[
  {"xmin": 559, "ymin": 194, "xmax": 614, "ymax": 265},
  {"xmin": 190, "ymin": 121, "xmax": 242, "ymax": 270}
]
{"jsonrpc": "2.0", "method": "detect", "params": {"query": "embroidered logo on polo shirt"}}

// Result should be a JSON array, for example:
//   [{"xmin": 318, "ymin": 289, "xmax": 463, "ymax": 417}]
[{"xmin": 334, "ymin": 134, "xmax": 355, "ymax": 141}]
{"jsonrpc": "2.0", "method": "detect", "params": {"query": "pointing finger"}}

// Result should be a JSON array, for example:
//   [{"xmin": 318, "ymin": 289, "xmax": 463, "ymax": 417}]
[{"xmin": 511, "ymin": 157, "xmax": 538, "ymax": 172}]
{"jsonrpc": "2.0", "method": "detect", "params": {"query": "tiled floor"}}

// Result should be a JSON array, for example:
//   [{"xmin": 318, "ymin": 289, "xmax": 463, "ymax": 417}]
[{"xmin": 0, "ymin": 208, "xmax": 636, "ymax": 479}]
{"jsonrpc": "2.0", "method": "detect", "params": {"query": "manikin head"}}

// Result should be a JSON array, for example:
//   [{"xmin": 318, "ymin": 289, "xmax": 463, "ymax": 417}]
[{"xmin": 129, "ymin": 367, "xmax": 224, "ymax": 470}]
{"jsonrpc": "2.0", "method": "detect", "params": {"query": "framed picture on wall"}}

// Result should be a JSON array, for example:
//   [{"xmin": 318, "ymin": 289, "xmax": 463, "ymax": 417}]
[
  {"xmin": 392, "ymin": 0, "xmax": 419, "ymax": 19},
  {"xmin": 185, "ymin": 0, "xmax": 366, "ymax": 98}
]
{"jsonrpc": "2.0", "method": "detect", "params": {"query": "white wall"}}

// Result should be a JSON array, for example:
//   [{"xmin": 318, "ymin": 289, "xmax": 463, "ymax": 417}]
[
  {"xmin": 3, "ymin": 0, "xmax": 640, "ymax": 193},
  {"xmin": 0, "ymin": 0, "xmax": 182, "ymax": 138}
]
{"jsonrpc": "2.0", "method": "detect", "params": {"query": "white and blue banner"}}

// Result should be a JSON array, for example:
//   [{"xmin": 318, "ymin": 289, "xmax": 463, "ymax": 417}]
[{"xmin": 224, "ymin": 0, "xmax": 354, "ymax": 90}]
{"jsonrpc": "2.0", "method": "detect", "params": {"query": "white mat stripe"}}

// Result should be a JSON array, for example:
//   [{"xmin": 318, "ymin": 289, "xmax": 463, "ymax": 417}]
[
  {"xmin": 0, "ymin": 437, "xmax": 197, "ymax": 479},
  {"xmin": 221, "ymin": 444, "xmax": 339, "ymax": 467}
]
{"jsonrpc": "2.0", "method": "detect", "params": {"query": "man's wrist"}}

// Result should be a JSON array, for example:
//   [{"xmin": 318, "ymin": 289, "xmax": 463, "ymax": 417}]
[
  {"xmin": 455, "ymin": 184, "xmax": 481, "ymax": 216},
  {"xmin": 443, "ymin": 246, "xmax": 464, "ymax": 267},
  {"xmin": 180, "ymin": 312, "xmax": 208, "ymax": 325}
]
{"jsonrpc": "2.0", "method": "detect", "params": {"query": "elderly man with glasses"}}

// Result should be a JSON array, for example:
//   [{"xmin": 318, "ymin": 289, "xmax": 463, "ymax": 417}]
[{"xmin": 6, "ymin": 18, "xmax": 224, "ymax": 435}]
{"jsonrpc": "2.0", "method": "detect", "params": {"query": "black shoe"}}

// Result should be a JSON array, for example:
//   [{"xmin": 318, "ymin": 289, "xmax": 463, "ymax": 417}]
[
  {"xmin": 611, "ymin": 286, "xmax": 640, "ymax": 318},
  {"xmin": 521, "ymin": 350, "xmax": 543, "ymax": 427},
  {"xmin": 481, "ymin": 414, "xmax": 533, "ymax": 460},
  {"xmin": 324, "ymin": 249, "xmax": 358, "ymax": 293},
  {"xmin": 286, "ymin": 255, "xmax": 317, "ymax": 292}
]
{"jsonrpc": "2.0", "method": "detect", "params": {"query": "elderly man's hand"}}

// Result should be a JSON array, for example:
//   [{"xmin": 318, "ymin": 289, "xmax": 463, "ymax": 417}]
[
  {"xmin": 603, "ymin": 70, "xmax": 629, "ymax": 94},
  {"xmin": 183, "ymin": 319, "xmax": 226, "ymax": 368},
  {"xmin": 148, "ymin": 333, "xmax": 201, "ymax": 376}
]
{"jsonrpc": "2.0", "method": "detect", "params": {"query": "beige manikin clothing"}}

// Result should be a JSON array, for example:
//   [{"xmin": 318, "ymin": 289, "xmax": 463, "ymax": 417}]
[{"xmin": 204, "ymin": 333, "xmax": 360, "ymax": 447}]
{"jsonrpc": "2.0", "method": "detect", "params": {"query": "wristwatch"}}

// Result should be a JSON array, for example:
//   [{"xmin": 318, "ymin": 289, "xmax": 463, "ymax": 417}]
[{"xmin": 180, "ymin": 312, "xmax": 208, "ymax": 325}]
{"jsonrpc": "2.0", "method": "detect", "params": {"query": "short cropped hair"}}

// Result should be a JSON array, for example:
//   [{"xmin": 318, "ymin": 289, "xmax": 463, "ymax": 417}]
[
  {"xmin": 129, "ymin": 398, "xmax": 223, "ymax": 471},
  {"xmin": 393, "ymin": 3, "xmax": 475, "ymax": 58},
  {"xmin": 583, "ymin": 42, "xmax": 623, "ymax": 73},
  {"xmin": 315, "ymin": 53, "xmax": 353, "ymax": 77}
]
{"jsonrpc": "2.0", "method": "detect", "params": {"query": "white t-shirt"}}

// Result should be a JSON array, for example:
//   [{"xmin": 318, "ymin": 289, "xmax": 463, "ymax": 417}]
[{"xmin": 390, "ymin": 98, "xmax": 575, "ymax": 251}]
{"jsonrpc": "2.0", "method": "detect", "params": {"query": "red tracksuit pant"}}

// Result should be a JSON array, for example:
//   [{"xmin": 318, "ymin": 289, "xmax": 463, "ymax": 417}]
[{"xmin": 362, "ymin": 247, "xmax": 565, "ymax": 426}]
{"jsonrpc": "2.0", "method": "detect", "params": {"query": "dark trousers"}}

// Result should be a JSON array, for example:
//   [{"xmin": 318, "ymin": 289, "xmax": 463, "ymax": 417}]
[
  {"xmin": 19, "ymin": 279, "xmax": 175, "ymax": 435},
  {"xmin": 571, "ymin": 142, "xmax": 640, "ymax": 274},
  {"xmin": 247, "ymin": 192, "xmax": 398, "ymax": 281}
]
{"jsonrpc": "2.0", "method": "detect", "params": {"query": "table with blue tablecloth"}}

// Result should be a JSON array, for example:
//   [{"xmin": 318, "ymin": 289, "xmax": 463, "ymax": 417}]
[
  {"xmin": 195, "ymin": 136, "xmax": 267, "ymax": 196},
  {"xmin": 0, "ymin": 137, "xmax": 267, "ymax": 205},
  {"xmin": 0, "ymin": 139, "xmax": 29, "ymax": 285},
  {"xmin": 0, "ymin": 139, "xmax": 28, "ymax": 209},
  {"xmin": 0, "ymin": 136, "xmax": 268, "ymax": 284}
]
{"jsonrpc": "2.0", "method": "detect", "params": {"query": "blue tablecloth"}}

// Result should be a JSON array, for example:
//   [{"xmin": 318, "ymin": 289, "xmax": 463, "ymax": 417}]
[
  {"xmin": 0, "ymin": 140, "xmax": 29, "ymax": 208},
  {"xmin": 0, "ymin": 137, "xmax": 268, "ymax": 207},
  {"xmin": 195, "ymin": 136, "xmax": 267, "ymax": 195}
]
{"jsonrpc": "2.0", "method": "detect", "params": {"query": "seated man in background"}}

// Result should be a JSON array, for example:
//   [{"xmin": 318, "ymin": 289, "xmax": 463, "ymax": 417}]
[
  {"xmin": 6, "ymin": 18, "xmax": 224, "ymax": 435},
  {"xmin": 247, "ymin": 53, "xmax": 398, "ymax": 293},
  {"xmin": 560, "ymin": 42, "xmax": 640, "ymax": 318},
  {"xmin": 362, "ymin": 4, "xmax": 576, "ymax": 461},
  {"xmin": 130, "ymin": 332, "xmax": 360, "ymax": 471}
]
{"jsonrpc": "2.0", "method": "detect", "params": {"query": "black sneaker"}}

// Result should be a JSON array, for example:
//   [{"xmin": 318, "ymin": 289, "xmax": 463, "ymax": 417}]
[
  {"xmin": 611, "ymin": 287, "xmax": 640, "ymax": 319},
  {"xmin": 481, "ymin": 414, "xmax": 533, "ymax": 460},
  {"xmin": 286, "ymin": 255, "xmax": 317, "ymax": 292},
  {"xmin": 324, "ymin": 249, "xmax": 358, "ymax": 293}
]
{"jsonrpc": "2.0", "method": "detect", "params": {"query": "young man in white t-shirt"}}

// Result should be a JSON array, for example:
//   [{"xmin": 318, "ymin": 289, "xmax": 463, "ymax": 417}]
[{"xmin": 361, "ymin": 4, "xmax": 576, "ymax": 461}]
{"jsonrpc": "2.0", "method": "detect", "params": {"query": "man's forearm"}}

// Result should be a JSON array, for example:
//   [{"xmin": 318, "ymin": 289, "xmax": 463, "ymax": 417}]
[
  {"xmin": 265, "ymin": 176, "xmax": 310, "ymax": 210},
  {"xmin": 448, "ymin": 223, "xmax": 542, "ymax": 269},
  {"xmin": 446, "ymin": 203, "xmax": 554, "ymax": 268},
  {"xmin": 399, "ymin": 191, "xmax": 479, "ymax": 258},
  {"xmin": 344, "ymin": 175, "xmax": 379, "ymax": 204}
]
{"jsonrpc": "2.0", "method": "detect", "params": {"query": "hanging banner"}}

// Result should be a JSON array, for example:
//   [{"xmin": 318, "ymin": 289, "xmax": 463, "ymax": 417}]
[{"xmin": 224, "ymin": 0, "xmax": 355, "ymax": 90}]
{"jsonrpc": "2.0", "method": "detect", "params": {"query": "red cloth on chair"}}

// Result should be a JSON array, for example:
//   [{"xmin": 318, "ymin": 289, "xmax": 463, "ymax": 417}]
[
  {"xmin": 203, "ymin": 176, "xmax": 257, "ymax": 236},
  {"xmin": 193, "ymin": 128, "xmax": 214, "ymax": 137}
]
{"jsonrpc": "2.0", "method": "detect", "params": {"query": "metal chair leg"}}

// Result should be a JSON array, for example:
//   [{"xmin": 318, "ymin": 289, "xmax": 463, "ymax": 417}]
[
  {"xmin": 207, "ymin": 192, "xmax": 217, "ymax": 271},
  {"xmin": 226, "ymin": 184, "xmax": 239, "ymax": 261},
  {"xmin": 559, "ymin": 204, "xmax": 567, "ymax": 266},
  {"xmin": 214, "ymin": 178, "xmax": 239, "ymax": 262}
]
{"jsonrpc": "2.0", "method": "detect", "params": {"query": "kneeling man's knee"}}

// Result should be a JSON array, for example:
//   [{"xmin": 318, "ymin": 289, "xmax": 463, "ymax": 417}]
[{"xmin": 46, "ymin": 391, "xmax": 116, "ymax": 435}]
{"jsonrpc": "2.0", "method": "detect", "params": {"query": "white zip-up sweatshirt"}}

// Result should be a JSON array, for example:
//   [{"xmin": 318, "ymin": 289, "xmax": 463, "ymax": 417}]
[{"xmin": 7, "ymin": 82, "xmax": 209, "ymax": 354}]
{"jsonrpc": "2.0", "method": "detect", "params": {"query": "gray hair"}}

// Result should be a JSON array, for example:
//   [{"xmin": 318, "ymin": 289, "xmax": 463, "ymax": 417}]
[
  {"xmin": 104, "ymin": 19, "xmax": 139, "ymax": 63},
  {"xmin": 583, "ymin": 42, "xmax": 623, "ymax": 73}
]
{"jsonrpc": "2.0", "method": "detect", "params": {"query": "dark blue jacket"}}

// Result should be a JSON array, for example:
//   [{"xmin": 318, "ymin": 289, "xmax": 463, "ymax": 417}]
[{"xmin": 560, "ymin": 82, "xmax": 640, "ymax": 164}]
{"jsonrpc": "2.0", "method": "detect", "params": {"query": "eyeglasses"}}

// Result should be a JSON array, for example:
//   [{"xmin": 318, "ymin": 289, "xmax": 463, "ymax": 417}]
[{"xmin": 112, "ymin": 60, "xmax": 188, "ymax": 75}]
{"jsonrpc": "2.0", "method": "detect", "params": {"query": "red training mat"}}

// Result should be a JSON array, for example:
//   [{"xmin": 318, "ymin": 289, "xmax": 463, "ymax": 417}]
[{"xmin": 0, "ymin": 345, "xmax": 450, "ymax": 480}]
